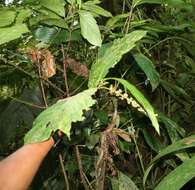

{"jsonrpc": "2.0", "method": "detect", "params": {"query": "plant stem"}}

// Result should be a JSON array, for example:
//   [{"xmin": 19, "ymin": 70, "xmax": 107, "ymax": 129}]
[
  {"xmin": 75, "ymin": 145, "xmax": 90, "ymax": 190},
  {"xmin": 59, "ymin": 153, "xmax": 70, "ymax": 190},
  {"xmin": 61, "ymin": 44, "xmax": 70, "ymax": 97},
  {"xmin": 8, "ymin": 96, "xmax": 46, "ymax": 109},
  {"xmin": 133, "ymin": 133, "xmax": 145, "ymax": 175}
]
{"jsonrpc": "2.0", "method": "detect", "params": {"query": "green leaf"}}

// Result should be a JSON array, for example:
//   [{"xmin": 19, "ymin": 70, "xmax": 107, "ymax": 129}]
[
  {"xmin": 143, "ymin": 134, "xmax": 195, "ymax": 185},
  {"xmin": 154, "ymin": 156, "xmax": 195, "ymax": 190},
  {"xmin": 82, "ymin": 2, "xmax": 112, "ymax": 17},
  {"xmin": 0, "ymin": 24, "xmax": 29, "ymax": 45},
  {"xmin": 143, "ymin": 129, "xmax": 164, "ymax": 152},
  {"xmin": 24, "ymin": 88, "xmax": 97, "ymax": 143},
  {"xmin": 132, "ymin": 0, "xmax": 192, "ymax": 10},
  {"xmin": 158, "ymin": 112, "xmax": 189, "ymax": 161},
  {"xmin": 106, "ymin": 13, "xmax": 129, "ymax": 29},
  {"xmin": 34, "ymin": 26, "xmax": 58, "ymax": 43},
  {"xmin": 16, "ymin": 8, "xmax": 32, "ymax": 24},
  {"xmin": 41, "ymin": 18, "xmax": 68, "ymax": 29},
  {"xmin": 110, "ymin": 78, "xmax": 160, "ymax": 134},
  {"xmin": 40, "ymin": 0, "xmax": 65, "ymax": 17},
  {"xmin": 79, "ymin": 10, "xmax": 102, "ymax": 47},
  {"xmin": 88, "ymin": 30, "xmax": 147, "ymax": 88},
  {"xmin": 0, "ymin": 9, "xmax": 16, "ymax": 27},
  {"xmin": 132, "ymin": 0, "xmax": 162, "ymax": 7},
  {"xmin": 133, "ymin": 53, "xmax": 160, "ymax": 91},
  {"xmin": 111, "ymin": 172, "xmax": 139, "ymax": 190}
]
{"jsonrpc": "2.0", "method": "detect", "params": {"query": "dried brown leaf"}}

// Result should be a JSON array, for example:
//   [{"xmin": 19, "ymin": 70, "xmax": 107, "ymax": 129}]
[{"xmin": 64, "ymin": 58, "xmax": 89, "ymax": 79}]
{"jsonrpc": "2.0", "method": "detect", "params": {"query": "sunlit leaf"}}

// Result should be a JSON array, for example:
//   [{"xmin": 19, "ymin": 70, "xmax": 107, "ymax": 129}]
[
  {"xmin": 24, "ymin": 88, "xmax": 97, "ymax": 143},
  {"xmin": 88, "ymin": 30, "xmax": 147, "ymax": 88},
  {"xmin": 82, "ymin": 2, "xmax": 112, "ymax": 17},
  {"xmin": 16, "ymin": 8, "xmax": 32, "ymax": 24},
  {"xmin": 40, "ymin": 0, "xmax": 65, "ymax": 17},
  {"xmin": 0, "ymin": 9, "xmax": 16, "ymax": 27},
  {"xmin": 79, "ymin": 10, "xmax": 102, "ymax": 47},
  {"xmin": 0, "ymin": 24, "xmax": 29, "ymax": 45},
  {"xmin": 154, "ymin": 156, "xmax": 195, "ymax": 190}
]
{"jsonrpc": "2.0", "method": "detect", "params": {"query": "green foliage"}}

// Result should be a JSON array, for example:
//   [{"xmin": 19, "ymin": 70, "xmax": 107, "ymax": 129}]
[
  {"xmin": 82, "ymin": 1, "xmax": 112, "ymax": 17},
  {"xmin": 0, "ymin": 24, "xmax": 29, "ymax": 45},
  {"xmin": 154, "ymin": 156, "xmax": 195, "ymax": 190},
  {"xmin": 133, "ymin": 53, "xmax": 160, "ymax": 91},
  {"xmin": 0, "ymin": 0, "xmax": 195, "ymax": 189},
  {"xmin": 88, "ymin": 30, "xmax": 147, "ymax": 88},
  {"xmin": 110, "ymin": 78, "xmax": 160, "ymax": 133},
  {"xmin": 0, "ymin": 9, "xmax": 16, "ymax": 27},
  {"xmin": 40, "ymin": 0, "xmax": 65, "ymax": 17},
  {"xmin": 111, "ymin": 172, "xmax": 139, "ymax": 190},
  {"xmin": 144, "ymin": 134, "xmax": 195, "ymax": 185},
  {"xmin": 79, "ymin": 10, "xmax": 102, "ymax": 47},
  {"xmin": 24, "ymin": 88, "xmax": 97, "ymax": 143}
]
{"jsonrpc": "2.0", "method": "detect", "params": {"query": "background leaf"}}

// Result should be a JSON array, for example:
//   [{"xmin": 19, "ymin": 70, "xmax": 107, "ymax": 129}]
[
  {"xmin": 79, "ymin": 10, "xmax": 102, "ymax": 47},
  {"xmin": 143, "ymin": 134, "xmax": 195, "ymax": 185},
  {"xmin": 88, "ymin": 30, "xmax": 147, "ymax": 88},
  {"xmin": 154, "ymin": 156, "xmax": 195, "ymax": 190},
  {"xmin": 24, "ymin": 88, "xmax": 97, "ymax": 143},
  {"xmin": 111, "ymin": 172, "xmax": 139, "ymax": 190},
  {"xmin": 133, "ymin": 53, "xmax": 160, "ymax": 91},
  {"xmin": 34, "ymin": 26, "xmax": 58, "ymax": 43}
]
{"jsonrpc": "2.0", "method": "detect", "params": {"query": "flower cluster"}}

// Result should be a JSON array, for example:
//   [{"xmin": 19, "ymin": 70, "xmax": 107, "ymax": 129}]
[{"xmin": 109, "ymin": 85, "xmax": 146, "ymax": 114}]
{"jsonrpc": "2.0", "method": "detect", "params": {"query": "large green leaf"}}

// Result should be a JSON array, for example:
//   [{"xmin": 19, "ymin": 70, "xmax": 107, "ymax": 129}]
[
  {"xmin": 24, "ymin": 89, "xmax": 97, "ymax": 143},
  {"xmin": 111, "ymin": 172, "xmax": 139, "ymax": 190},
  {"xmin": 82, "ymin": 2, "xmax": 112, "ymax": 17},
  {"xmin": 79, "ymin": 10, "xmax": 102, "ymax": 47},
  {"xmin": 41, "ymin": 18, "xmax": 68, "ymax": 29},
  {"xmin": 110, "ymin": 78, "xmax": 160, "ymax": 134},
  {"xmin": 143, "ymin": 134, "xmax": 195, "ymax": 185},
  {"xmin": 16, "ymin": 8, "xmax": 32, "ymax": 24},
  {"xmin": 0, "ymin": 9, "xmax": 16, "ymax": 27},
  {"xmin": 133, "ymin": 0, "xmax": 191, "ymax": 9},
  {"xmin": 154, "ymin": 156, "xmax": 195, "ymax": 190},
  {"xmin": 133, "ymin": 53, "xmax": 160, "ymax": 91},
  {"xmin": 40, "ymin": 0, "xmax": 65, "ymax": 17},
  {"xmin": 0, "ymin": 24, "xmax": 29, "ymax": 45},
  {"xmin": 34, "ymin": 26, "xmax": 58, "ymax": 43},
  {"xmin": 88, "ymin": 30, "xmax": 147, "ymax": 88}
]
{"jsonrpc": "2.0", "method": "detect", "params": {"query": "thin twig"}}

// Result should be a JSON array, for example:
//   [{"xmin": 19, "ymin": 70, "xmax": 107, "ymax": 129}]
[
  {"xmin": 61, "ymin": 44, "xmax": 70, "ymax": 97},
  {"xmin": 37, "ymin": 62, "xmax": 48, "ymax": 107},
  {"xmin": 125, "ymin": 6, "xmax": 134, "ymax": 34},
  {"xmin": 75, "ymin": 145, "xmax": 90, "ymax": 190},
  {"xmin": 59, "ymin": 153, "xmax": 70, "ymax": 190},
  {"xmin": 8, "ymin": 96, "xmax": 46, "ymax": 109}
]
